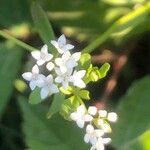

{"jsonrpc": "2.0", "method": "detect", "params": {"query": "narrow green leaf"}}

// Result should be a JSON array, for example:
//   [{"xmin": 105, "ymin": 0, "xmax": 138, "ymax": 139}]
[
  {"xmin": 47, "ymin": 93, "xmax": 65, "ymax": 119},
  {"xmin": 31, "ymin": 2, "xmax": 56, "ymax": 54},
  {"xmin": 0, "ymin": 42, "xmax": 23, "ymax": 118},
  {"xmin": 29, "ymin": 88, "xmax": 42, "ymax": 104}
]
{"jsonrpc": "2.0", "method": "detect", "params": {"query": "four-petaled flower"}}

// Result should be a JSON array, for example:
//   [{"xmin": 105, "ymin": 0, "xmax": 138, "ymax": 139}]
[
  {"xmin": 70, "ymin": 105, "xmax": 93, "ymax": 128},
  {"xmin": 55, "ymin": 51, "xmax": 81, "ymax": 73},
  {"xmin": 31, "ymin": 44, "xmax": 54, "ymax": 66},
  {"xmin": 38, "ymin": 75, "xmax": 59, "ymax": 99},
  {"xmin": 22, "ymin": 65, "xmax": 44, "ymax": 90},
  {"xmin": 84, "ymin": 124, "xmax": 104, "ymax": 145},
  {"xmin": 51, "ymin": 34, "xmax": 74, "ymax": 54}
]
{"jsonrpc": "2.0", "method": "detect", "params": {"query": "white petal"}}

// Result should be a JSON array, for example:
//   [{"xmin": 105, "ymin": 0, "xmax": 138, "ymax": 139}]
[
  {"xmin": 64, "ymin": 44, "xmax": 74, "ymax": 51},
  {"xmin": 62, "ymin": 81, "xmax": 69, "ymax": 89},
  {"xmin": 101, "ymin": 123, "xmax": 111, "ymax": 133},
  {"xmin": 55, "ymin": 67, "xmax": 61, "ymax": 75},
  {"xmin": 31, "ymin": 51, "xmax": 40, "ymax": 60},
  {"xmin": 98, "ymin": 110, "xmax": 107, "ymax": 118},
  {"xmin": 62, "ymin": 51, "xmax": 71, "ymax": 61},
  {"xmin": 29, "ymin": 81, "xmax": 36, "ymax": 90},
  {"xmin": 107, "ymin": 112, "xmax": 117, "ymax": 122},
  {"xmin": 90, "ymin": 136, "xmax": 98, "ymax": 145},
  {"xmin": 46, "ymin": 75, "xmax": 53, "ymax": 83},
  {"xmin": 67, "ymin": 59, "xmax": 77, "ymax": 69},
  {"xmin": 72, "ymin": 52, "xmax": 81, "ymax": 61},
  {"xmin": 86, "ymin": 124, "xmax": 94, "ymax": 133},
  {"xmin": 74, "ymin": 70, "xmax": 86, "ymax": 78},
  {"xmin": 77, "ymin": 105, "xmax": 86, "ymax": 115},
  {"xmin": 96, "ymin": 141, "xmax": 105, "ymax": 150},
  {"xmin": 58, "ymin": 34, "xmax": 66, "ymax": 46},
  {"xmin": 55, "ymin": 77, "xmax": 63, "ymax": 83},
  {"xmin": 102, "ymin": 138, "xmax": 111, "ymax": 144},
  {"xmin": 60, "ymin": 66, "xmax": 67, "ymax": 74},
  {"xmin": 88, "ymin": 106, "xmax": 97, "ymax": 116},
  {"xmin": 46, "ymin": 54, "xmax": 53, "ymax": 61},
  {"xmin": 74, "ymin": 79, "xmax": 86, "ymax": 88},
  {"xmin": 84, "ymin": 114, "xmax": 93, "ymax": 122},
  {"xmin": 90, "ymin": 145, "xmax": 96, "ymax": 150},
  {"xmin": 51, "ymin": 40, "xmax": 59, "ymax": 48},
  {"xmin": 70, "ymin": 112, "xmax": 78, "ymax": 121},
  {"xmin": 22, "ymin": 72, "xmax": 32, "ymax": 81},
  {"xmin": 55, "ymin": 58, "xmax": 63, "ymax": 66},
  {"xmin": 37, "ymin": 59, "xmax": 45, "ymax": 66},
  {"xmin": 76, "ymin": 119, "xmax": 84, "ymax": 128},
  {"xmin": 36, "ymin": 75, "xmax": 45, "ymax": 87},
  {"xmin": 94, "ymin": 129, "xmax": 104, "ymax": 137},
  {"xmin": 50, "ymin": 84, "xmax": 59, "ymax": 94},
  {"xmin": 40, "ymin": 87, "xmax": 49, "ymax": 99},
  {"xmin": 46, "ymin": 62, "xmax": 54, "ymax": 71},
  {"xmin": 32, "ymin": 65, "xmax": 39, "ymax": 74},
  {"xmin": 84, "ymin": 134, "xmax": 90, "ymax": 143},
  {"xmin": 41, "ymin": 44, "xmax": 48, "ymax": 54}
]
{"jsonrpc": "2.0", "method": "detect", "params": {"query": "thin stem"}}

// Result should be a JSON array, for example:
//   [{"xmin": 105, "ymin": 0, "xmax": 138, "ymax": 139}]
[{"xmin": 0, "ymin": 30, "xmax": 38, "ymax": 52}]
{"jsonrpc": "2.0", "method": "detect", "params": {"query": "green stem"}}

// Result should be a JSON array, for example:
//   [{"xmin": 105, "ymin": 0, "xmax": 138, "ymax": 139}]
[{"xmin": 0, "ymin": 30, "xmax": 38, "ymax": 52}]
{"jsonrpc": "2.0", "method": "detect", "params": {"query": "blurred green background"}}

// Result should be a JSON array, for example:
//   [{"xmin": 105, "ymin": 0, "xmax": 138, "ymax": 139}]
[{"xmin": 0, "ymin": 0, "xmax": 150, "ymax": 150}]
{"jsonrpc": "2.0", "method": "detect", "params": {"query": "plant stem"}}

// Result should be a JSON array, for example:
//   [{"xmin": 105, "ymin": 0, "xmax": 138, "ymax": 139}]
[{"xmin": 0, "ymin": 30, "xmax": 38, "ymax": 52}]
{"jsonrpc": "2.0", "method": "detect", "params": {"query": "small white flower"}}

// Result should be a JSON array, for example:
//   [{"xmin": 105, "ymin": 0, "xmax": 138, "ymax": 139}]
[
  {"xmin": 84, "ymin": 124, "xmax": 104, "ymax": 145},
  {"xmin": 31, "ymin": 44, "xmax": 53, "ymax": 66},
  {"xmin": 70, "ymin": 70, "xmax": 86, "ymax": 88},
  {"xmin": 55, "ymin": 67, "xmax": 73, "ymax": 89},
  {"xmin": 90, "ymin": 137, "xmax": 111, "ymax": 150},
  {"xmin": 70, "ymin": 105, "xmax": 93, "ymax": 128},
  {"xmin": 46, "ymin": 62, "xmax": 55, "ymax": 71},
  {"xmin": 38, "ymin": 75, "xmax": 59, "ymax": 99},
  {"xmin": 55, "ymin": 51, "xmax": 81, "ymax": 73},
  {"xmin": 22, "ymin": 65, "xmax": 44, "ymax": 90},
  {"xmin": 107, "ymin": 112, "xmax": 117, "ymax": 122},
  {"xmin": 88, "ymin": 106, "xmax": 97, "ymax": 116},
  {"xmin": 98, "ymin": 110, "xmax": 107, "ymax": 118},
  {"xmin": 97, "ymin": 119, "xmax": 111, "ymax": 133},
  {"xmin": 51, "ymin": 34, "xmax": 74, "ymax": 54}
]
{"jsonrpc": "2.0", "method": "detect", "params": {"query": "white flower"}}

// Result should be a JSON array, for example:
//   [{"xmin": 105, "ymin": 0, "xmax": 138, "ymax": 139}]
[
  {"xmin": 107, "ymin": 112, "xmax": 117, "ymax": 122},
  {"xmin": 98, "ymin": 110, "xmax": 107, "ymax": 118},
  {"xmin": 51, "ymin": 34, "xmax": 74, "ymax": 54},
  {"xmin": 70, "ymin": 105, "xmax": 93, "ymax": 128},
  {"xmin": 31, "ymin": 44, "xmax": 54, "ymax": 66},
  {"xmin": 55, "ymin": 67, "xmax": 73, "ymax": 89},
  {"xmin": 55, "ymin": 51, "xmax": 81, "ymax": 73},
  {"xmin": 90, "ymin": 137, "xmax": 111, "ymax": 150},
  {"xmin": 70, "ymin": 70, "xmax": 86, "ymax": 88},
  {"xmin": 88, "ymin": 106, "xmax": 97, "ymax": 116},
  {"xmin": 22, "ymin": 65, "xmax": 44, "ymax": 90},
  {"xmin": 84, "ymin": 124, "xmax": 104, "ymax": 145},
  {"xmin": 38, "ymin": 75, "xmax": 59, "ymax": 99}
]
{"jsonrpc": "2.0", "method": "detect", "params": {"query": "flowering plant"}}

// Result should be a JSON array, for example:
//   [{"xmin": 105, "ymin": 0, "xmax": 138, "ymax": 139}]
[{"xmin": 22, "ymin": 34, "xmax": 117, "ymax": 150}]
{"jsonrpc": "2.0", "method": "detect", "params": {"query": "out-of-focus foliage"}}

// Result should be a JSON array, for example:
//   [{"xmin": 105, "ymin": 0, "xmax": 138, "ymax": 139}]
[{"xmin": 112, "ymin": 76, "xmax": 150, "ymax": 150}]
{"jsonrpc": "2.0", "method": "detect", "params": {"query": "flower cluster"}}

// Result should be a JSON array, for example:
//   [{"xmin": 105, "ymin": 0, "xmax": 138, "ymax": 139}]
[
  {"xmin": 70, "ymin": 105, "xmax": 117, "ymax": 150},
  {"xmin": 22, "ymin": 35, "xmax": 86, "ymax": 99}
]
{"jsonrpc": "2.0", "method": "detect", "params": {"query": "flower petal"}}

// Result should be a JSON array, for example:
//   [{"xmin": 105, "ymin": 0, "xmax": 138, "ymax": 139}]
[
  {"xmin": 37, "ymin": 59, "xmax": 45, "ymax": 66},
  {"xmin": 76, "ymin": 119, "xmax": 84, "ymax": 128},
  {"xmin": 51, "ymin": 40, "xmax": 59, "ymax": 49},
  {"xmin": 77, "ymin": 105, "xmax": 85, "ymax": 115},
  {"xmin": 74, "ymin": 70, "xmax": 86, "ymax": 78},
  {"xmin": 29, "ymin": 81, "xmax": 36, "ymax": 90},
  {"xmin": 46, "ymin": 62, "xmax": 54, "ymax": 71},
  {"xmin": 32, "ymin": 65, "xmax": 39, "ymax": 74},
  {"xmin": 60, "ymin": 66, "xmax": 67, "ymax": 74},
  {"xmin": 102, "ymin": 138, "xmax": 111, "ymax": 144},
  {"xmin": 40, "ymin": 87, "xmax": 49, "ymax": 99},
  {"xmin": 46, "ymin": 54, "xmax": 53, "ymax": 61},
  {"xmin": 88, "ymin": 106, "xmax": 97, "ymax": 116},
  {"xmin": 70, "ymin": 112, "xmax": 78, "ymax": 121},
  {"xmin": 64, "ymin": 44, "xmax": 74, "ymax": 51},
  {"xmin": 72, "ymin": 52, "xmax": 81, "ymax": 61},
  {"xmin": 84, "ymin": 114, "xmax": 93, "ymax": 122},
  {"xmin": 107, "ymin": 112, "xmax": 117, "ymax": 122},
  {"xmin": 98, "ymin": 110, "xmax": 107, "ymax": 118},
  {"xmin": 62, "ymin": 51, "xmax": 71, "ymax": 61},
  {"xmin": 73, "ymin": 79, "xmax": 86, "ymax": 88},
  {"xmin": 31, "ymin": 51, "xmax": 40, "ymax": 60},
  {"xmin": 50, "ymin": 84, "xmax": 59, "ymax": 94},
  {"xmin": 55, "ymin": 58, "xmax": 63, "ymax": 66},
  {"xmin": 86, "ymin": 124, "xmax": 94, "ymax": 133},
  {"xmin": 55, "ymin": 77, "xmax": 63, "ymax": 83},
  {"xmin": 41, "ymin": 44, "xmax": 48, "ymax": 54},
  {"xmin": 22, "ymin": 72, "xmax": 32, "ymax": 81},
  {"xmin": 84, "ymin": 134, "xmax": 90, "ymax": 143},
  {"xmin": 58, "ymin": 34, "xmax": 66, "ymax": 46}
]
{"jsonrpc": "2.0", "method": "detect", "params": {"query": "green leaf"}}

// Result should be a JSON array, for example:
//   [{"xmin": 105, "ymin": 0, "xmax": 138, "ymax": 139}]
[
  {"xmin": 79, "ymin": 90, "xmax": 90, "ymax": 100},
  {"xmin": 60, "ymin": 86, "xmax": 73, "ymax": 95},
  {"xmin": 111, "ymin": 76, "xmax": 150, "ymax": 149},
  {"xmin": 19, "ymin": 96, "xmax": 89, "ymax": 150},
  {"xmin": 78, "ymin": 53, "xmax": 91, "ymax": 70},
  {"xmin": 29, "ymin": 88, "xmax": 42, "ymax": 104},
  {"xmin": 31, "ymin": 2, "xmax": 56, "ymax": 54},
  {"xmin": 0, "ymin": 42, "xmax": 23, "ymax": 118},
  {"xmin": 99, "ymin": 63, "xmax": 110, "ymax": 78},
  {"xmin": 47, "ymin": 93, "xmax": 65, "ymax": 119}
]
